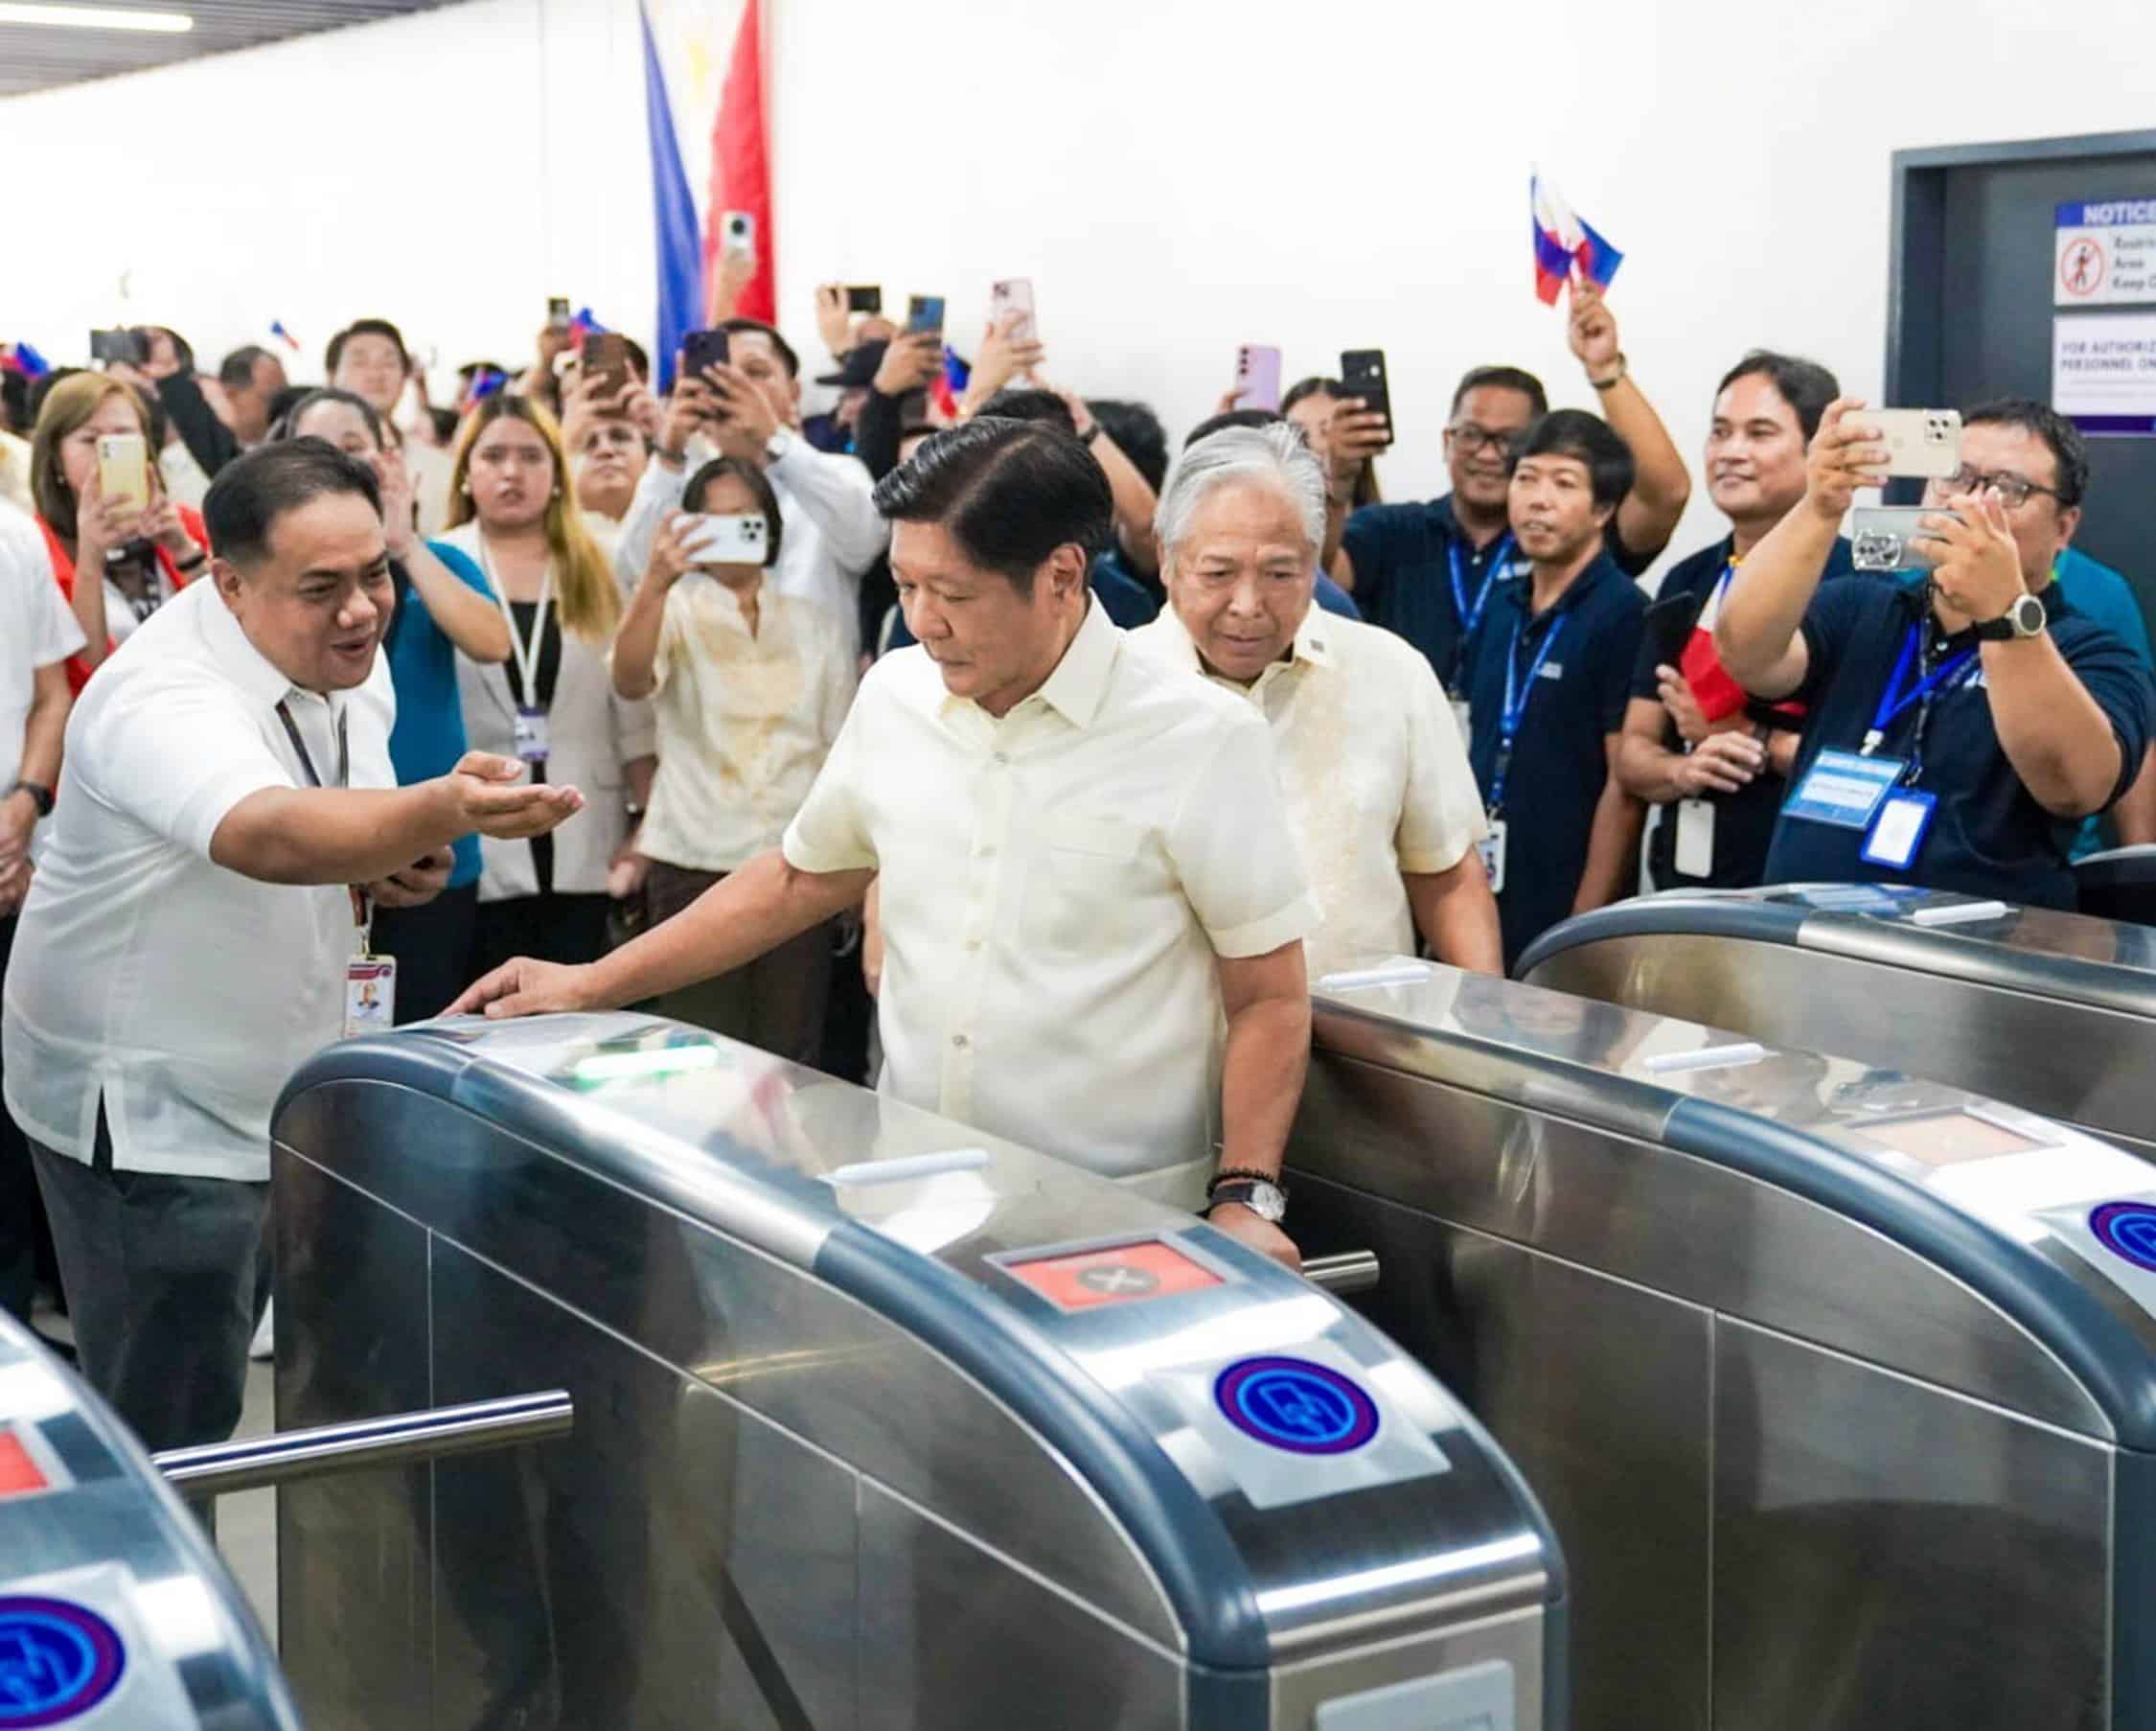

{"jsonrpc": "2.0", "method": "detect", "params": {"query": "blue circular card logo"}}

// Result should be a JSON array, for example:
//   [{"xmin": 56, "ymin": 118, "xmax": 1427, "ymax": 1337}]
[
  {"xmin": 1214, "ymin": 1356, "xmax": 1380, "ymax": 1455},
  {"xmin": 2090, "ymin": 1202, "xmax": 2156, "ymax": 1273},
  {"xmin": 0, "ymin": 1597, "xmax": 126, "ymax": 1726}
]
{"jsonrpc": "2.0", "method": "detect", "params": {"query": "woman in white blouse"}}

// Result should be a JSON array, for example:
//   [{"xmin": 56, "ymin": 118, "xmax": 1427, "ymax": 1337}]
[
  {"xmin": 612, "ymin": 456, "xmax": 855, "ymax": 1060},
  {"xmin": 438, "ymin": 395, "xmax": 654, "ymax": 975}
]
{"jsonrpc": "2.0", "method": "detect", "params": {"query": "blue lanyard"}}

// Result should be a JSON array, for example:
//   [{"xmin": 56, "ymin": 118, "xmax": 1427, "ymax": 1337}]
[
  {"xmin": 1448, "ymin": 532, "xmax": 1513, "ymax": 644},
  {"xmin": 1488, "ymin": 613, "xmax": 1566, "ymax": 814},
  {"xmin": 1862, "ymin": 624, "xmax": 1977, "ymax": 756}
]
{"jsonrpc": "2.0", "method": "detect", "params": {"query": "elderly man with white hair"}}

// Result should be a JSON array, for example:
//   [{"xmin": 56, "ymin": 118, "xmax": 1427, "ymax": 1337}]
[{"xmin": 1132, "ymin": 424, "xmax": 1501, "ymax": 978}]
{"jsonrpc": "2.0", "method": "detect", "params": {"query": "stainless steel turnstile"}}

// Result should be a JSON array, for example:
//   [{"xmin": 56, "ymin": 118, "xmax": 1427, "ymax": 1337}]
[
  {"xmin": 270, "ymin": 1012, "xmax": 1566, "ymax": 1730},
  {"xmin": 0, "ymin": 1308, "xmax": 301, "ymax": 1729},
  {"xmin": 1286, "ymin": 960, "xmax": 2156, "ymax": 1731},
  {"xmin": 1517, "ymin": 883, "xmax": 2156, "ymax": 1161}
]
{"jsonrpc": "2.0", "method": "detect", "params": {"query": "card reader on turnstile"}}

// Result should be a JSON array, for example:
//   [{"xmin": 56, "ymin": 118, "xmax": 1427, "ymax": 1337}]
[
  {"xmin": 271, "ymin": 1013, "xmax": 1567, "ymax": 1729},
  {"xmin": 0, "ymin": 1309, "xmax": 299, "ymax": 1729}
]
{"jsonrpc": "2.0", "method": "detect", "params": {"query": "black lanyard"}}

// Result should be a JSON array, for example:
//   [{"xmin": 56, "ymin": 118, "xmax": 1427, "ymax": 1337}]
[{"xmin": 275, "ymin": 700, "xmax": 351, "ymax": 791}]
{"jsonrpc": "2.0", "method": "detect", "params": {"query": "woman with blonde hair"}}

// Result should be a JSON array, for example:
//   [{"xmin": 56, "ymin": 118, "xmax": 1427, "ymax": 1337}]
[
  {"xmin": 29, "ymin": 372, "xmax": 209, "ymax": 690},
  {"xmin": 438, "ymin": 394, "xmax": 654, "ymax": 975}
]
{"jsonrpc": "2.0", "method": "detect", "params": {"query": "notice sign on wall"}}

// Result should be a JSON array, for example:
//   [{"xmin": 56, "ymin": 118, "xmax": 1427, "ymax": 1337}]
[
  {"xmin": 2055, "ymin": 199, "xmax": 2156, "ymax": 306},
  {"xmin": 2053, "ymin": 312, "xmax": 2156, "ymax": 435}
]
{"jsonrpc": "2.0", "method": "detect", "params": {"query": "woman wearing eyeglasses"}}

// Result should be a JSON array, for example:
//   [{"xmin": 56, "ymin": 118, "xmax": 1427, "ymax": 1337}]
[{"xmin": 1716, "ymin": 396, "xmax": 2156, "ymax": 911}]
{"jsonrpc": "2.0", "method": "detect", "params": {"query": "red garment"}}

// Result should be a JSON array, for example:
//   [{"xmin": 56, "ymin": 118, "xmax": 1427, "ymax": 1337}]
[
  {"xmin": 37, "ymin": 506, "xmax": 206, "ymax": 694},
  {"xmin": 1680, "ymin": 559, "xmax": 1805, "ymax": 728}
]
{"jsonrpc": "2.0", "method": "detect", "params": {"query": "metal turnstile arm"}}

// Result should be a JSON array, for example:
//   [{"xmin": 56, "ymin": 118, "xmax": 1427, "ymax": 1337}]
[
  {"xmin": 152, "ymin": 1390, "xmax": 573, "ymax": 1499},
  {"xmin": 1301, "ymin": 1250, "xmax": 1381, "ymax": 1295}
]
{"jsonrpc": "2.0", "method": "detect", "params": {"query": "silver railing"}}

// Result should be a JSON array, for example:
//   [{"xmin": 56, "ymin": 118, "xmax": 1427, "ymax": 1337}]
[{"xmin": 152, "ymin": 1390, "xmax": 573, "ymax": 1500}]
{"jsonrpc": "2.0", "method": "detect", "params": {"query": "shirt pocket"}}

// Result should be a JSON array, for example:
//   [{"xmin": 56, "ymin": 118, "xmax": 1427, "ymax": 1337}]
[{"xmin": 1024, "ymin": 815, "xmax": 1147, "ymax": 956}]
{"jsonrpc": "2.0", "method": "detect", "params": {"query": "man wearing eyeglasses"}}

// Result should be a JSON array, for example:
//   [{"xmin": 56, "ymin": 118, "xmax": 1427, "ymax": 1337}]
[
  {"xmin": 1717, "ymin": 397, "xmax": 2155, "ymax": 909},
  {"xmin": 1322, "ymin": 283, "xmax": 1691, "ymax": 705}
]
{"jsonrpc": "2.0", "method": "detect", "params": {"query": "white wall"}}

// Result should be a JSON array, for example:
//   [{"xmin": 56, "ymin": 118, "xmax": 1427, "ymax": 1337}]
[
  {"xmin": 6, "ymin": 0, "xmax": 2154, "ymax": 563},
  {"xmin": 0, "ymin": 0, "xmax": 654, "ymax": 390}
]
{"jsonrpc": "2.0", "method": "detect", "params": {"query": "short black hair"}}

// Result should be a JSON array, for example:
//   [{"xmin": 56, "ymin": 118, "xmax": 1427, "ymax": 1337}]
[
  {"xmin": 1088, "ymin": 398, "xmax": 1168, "ymax": 493},
  {"xmin": 218, "ymin": 344, "xmax": 277, "ymax": 390},
  {"xmin": 1183, "ymin": 407, "xmax": 1282, "ymax": 449},
  {"xmin": 1963, "ymin": 396, "xmax": 2090, "ymax": 508},
  {"xmin": 1714, "ymin": 351, "xmax": 1841, "ymax": 442},
  {"xmin": 325, "ymin": 317, "xmax": 411, "ymax": 378},
  {"xmin": 682, "ymin": 454, "xmax": 785, "ymax": 568},
  {"xmin": 1280, "ymin": 376, "xmax": 1342, "ymax": 416},
  {"xmin": 272, "ymin": 387, "xmax": 386, "ymax": 448},
  {"xmin": 872, "ymin": 417, "xmax": 1112, "ymax": 595},
  {"xmin": 1509, "ymin": 409, "xmax": 1634, "ymax": 510},
  {"xmin": 975, "ymin": 387, "xmax": 1075, "ymax": 432},
  {"xmin": 718, "ymin": 318, "xmax": 800, "ymax": 380},
  {"xmin": 266, "ymin": 383, "xmax": 312, "ymax": 427},
  {"xmin": 202, "ymin": 438, "xmax": 382, "ymax": 567},
  {"xmin": 622, "ymin": 335, "xmax": 652, "ymax": 383},
  {"xmin": 1451, "ymin": 365, "xmax": 1548, "ymax": 421}
]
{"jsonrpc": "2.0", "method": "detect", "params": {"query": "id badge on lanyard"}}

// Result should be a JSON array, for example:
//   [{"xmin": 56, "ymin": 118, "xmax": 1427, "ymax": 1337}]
[
  {"xmin": 486, "ymin": 542, "xmax": 555, "ymax": 770},
  {"xmin": 277, "ymin": 699, "xmax": 397, "ymax": 1037}
]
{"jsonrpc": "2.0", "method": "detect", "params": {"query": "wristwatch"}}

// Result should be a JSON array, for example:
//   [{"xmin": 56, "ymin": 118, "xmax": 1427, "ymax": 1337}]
[
  {"xmin": 6, "ymin": 779, "xmax": 54, "ymax": 819},
  {"xmin": 1077, "ymin": 422, "xmax": 1104, "ymax": 446},
  {"xmin": 1204, "ymin": 1168, "xmax": 1288, "ymax": 1224},
  {"xmin": 1974, "ymin": 592, "xmax": 2047, "ymax": 641},
  {"xmin": 764, "ymin": 428, "xmax": 796, "ymax": 464}
]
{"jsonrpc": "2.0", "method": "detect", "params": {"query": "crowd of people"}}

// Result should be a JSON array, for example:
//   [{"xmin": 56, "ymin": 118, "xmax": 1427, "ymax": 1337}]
[{"xmin": 2, "ymin": 272, "xmax": 2151, "ymax": 1465}]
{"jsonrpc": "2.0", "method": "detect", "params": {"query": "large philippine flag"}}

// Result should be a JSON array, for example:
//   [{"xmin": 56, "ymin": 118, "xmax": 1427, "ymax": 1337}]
[{"xmin": 640, "ymin": 0, "xmax": 774, "ymax": 386}]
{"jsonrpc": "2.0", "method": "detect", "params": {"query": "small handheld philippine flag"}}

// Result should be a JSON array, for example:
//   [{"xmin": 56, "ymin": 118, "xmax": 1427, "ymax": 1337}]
[{"xmin": 1531, "ymin": 170, "xmax": 1623, "ymax": 306}]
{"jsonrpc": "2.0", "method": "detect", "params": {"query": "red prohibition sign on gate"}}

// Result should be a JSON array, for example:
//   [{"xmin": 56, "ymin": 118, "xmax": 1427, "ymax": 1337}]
[{"xmin": 2061, "ymin": 237, "xmax": 2106, "ymax": 297}]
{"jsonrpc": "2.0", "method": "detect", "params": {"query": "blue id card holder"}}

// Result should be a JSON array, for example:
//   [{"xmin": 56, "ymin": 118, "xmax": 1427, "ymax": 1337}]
[
  {"xmin": 1784, "ymin": 749, "xmax": 1906, "ymax": 830},
  {"xmin": 1860, "ymin": 792, "xmax": 1938, "ymax": 869}
]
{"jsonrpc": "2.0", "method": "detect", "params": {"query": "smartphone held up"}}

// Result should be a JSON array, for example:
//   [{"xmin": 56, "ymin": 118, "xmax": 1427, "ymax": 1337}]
[
  {"xmin": 1232, "ymin": 344, "xmax": 1282, "ymax": 413},
  {"xmin": 1340, "ymin": 349, "xmax": 1395, "ymax": 448}
]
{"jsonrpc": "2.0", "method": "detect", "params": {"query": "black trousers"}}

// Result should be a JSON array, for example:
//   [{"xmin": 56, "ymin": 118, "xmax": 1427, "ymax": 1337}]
[
  {"xmin": 0, "ymin": 912, "xmax": 62, "ymax": 1323},
  {"xmin": 30, "ymin": 1112, "xmax": 267, "ymax": 1451},
  {"xmin": 373, "ymin": 880, "xmax": 481, "ymax": 1024},
  {"xmin": 474, "ymin": 889, "xmax": 614, "ymax": 975}
]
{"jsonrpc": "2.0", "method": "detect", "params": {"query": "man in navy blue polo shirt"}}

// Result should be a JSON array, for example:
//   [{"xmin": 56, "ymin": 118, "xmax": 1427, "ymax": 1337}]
[
  {"xmin": 1615, "ymin": 350, "xmax": 1859, "ymax": 889},
  {"xmin": 1460, "ymin": 410, "xmax": 1647, "ymax": 964},
  {"xmin": 1718, "ymin": 397, "xmax": 2155, "ymax": 909},
  {"xmin": 1328, "ymin": 283, "xmax": 1689, "ymax": 701}
]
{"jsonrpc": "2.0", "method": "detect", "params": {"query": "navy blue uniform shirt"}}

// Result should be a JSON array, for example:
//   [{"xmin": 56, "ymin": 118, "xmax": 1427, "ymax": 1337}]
[
  {"xmin": 1765, "ymin": 576, "xmax": 2155, "ymax": 908},
  {"xmin": 1631, "ymin": 535, "xmax": 1859, "ymax": 890},
  {"xmin": 1463, "ymin": 550, "xmax": 1646, "ymax": 965},
  {"xmin": 1343, "ymin": 493, "xmax": 1660, "ymax": 692}
]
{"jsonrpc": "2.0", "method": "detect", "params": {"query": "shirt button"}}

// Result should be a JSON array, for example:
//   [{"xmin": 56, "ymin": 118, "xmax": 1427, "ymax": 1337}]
[
  {"xmin": 978, "ymin": 843, "xmax": 997, "ymax": 858},
  {"xmin": 964, "ymin": 936, "xmax": 981, "ymax": 952},
  {"xmin": 952, "ymin": 1033, "xmax": 970, "ymax": 1050},
  {"xmin": 992, "ymin": 750, "xmax": 1010, "ymax": 765}
]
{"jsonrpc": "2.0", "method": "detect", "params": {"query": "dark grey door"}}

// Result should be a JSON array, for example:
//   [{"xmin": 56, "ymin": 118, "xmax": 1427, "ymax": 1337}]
[{"xmin": 1891, "ymin": 131, "xmax": 2156, "ymax": 612}]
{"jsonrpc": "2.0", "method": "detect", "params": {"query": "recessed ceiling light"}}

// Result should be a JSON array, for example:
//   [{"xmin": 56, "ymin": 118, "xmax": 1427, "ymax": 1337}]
[{"xmin": 0, "ymin": 3, "xmax": 195, "ymax": 31}]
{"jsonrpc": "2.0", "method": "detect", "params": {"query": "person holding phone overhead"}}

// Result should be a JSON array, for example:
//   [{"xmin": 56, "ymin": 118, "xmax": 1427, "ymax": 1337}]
[
  {"xmin": 1717, "ymin": 397, "xmax": 2155, "ymax": 908},
  {"xmin": 612, "ymin": 458, "xmax": 855, "ymax": 1058},
  {"xmin": 26, "ymin": 372, "xmax": 208, "ymax": 691},
  {"xmin": 439, "ymin": 395, "xmax": 655, "ymax": 976},
  {"xmin": 1327, "ymin": 282, "xmax": 1690, "ymax": 701},
  {"xmin": 1614, "ymin": 352, "xmax": 1857, "ymax": 889},
  {"xmin": 614, "ymin": 318, "xmax": 888, "ymax": 660}
]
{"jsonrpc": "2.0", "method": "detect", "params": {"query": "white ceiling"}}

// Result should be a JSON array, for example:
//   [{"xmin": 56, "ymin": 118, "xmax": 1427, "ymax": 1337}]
[{"xmin": 0, "ymin": 1, "xmax": 470, "ymax": 98}]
